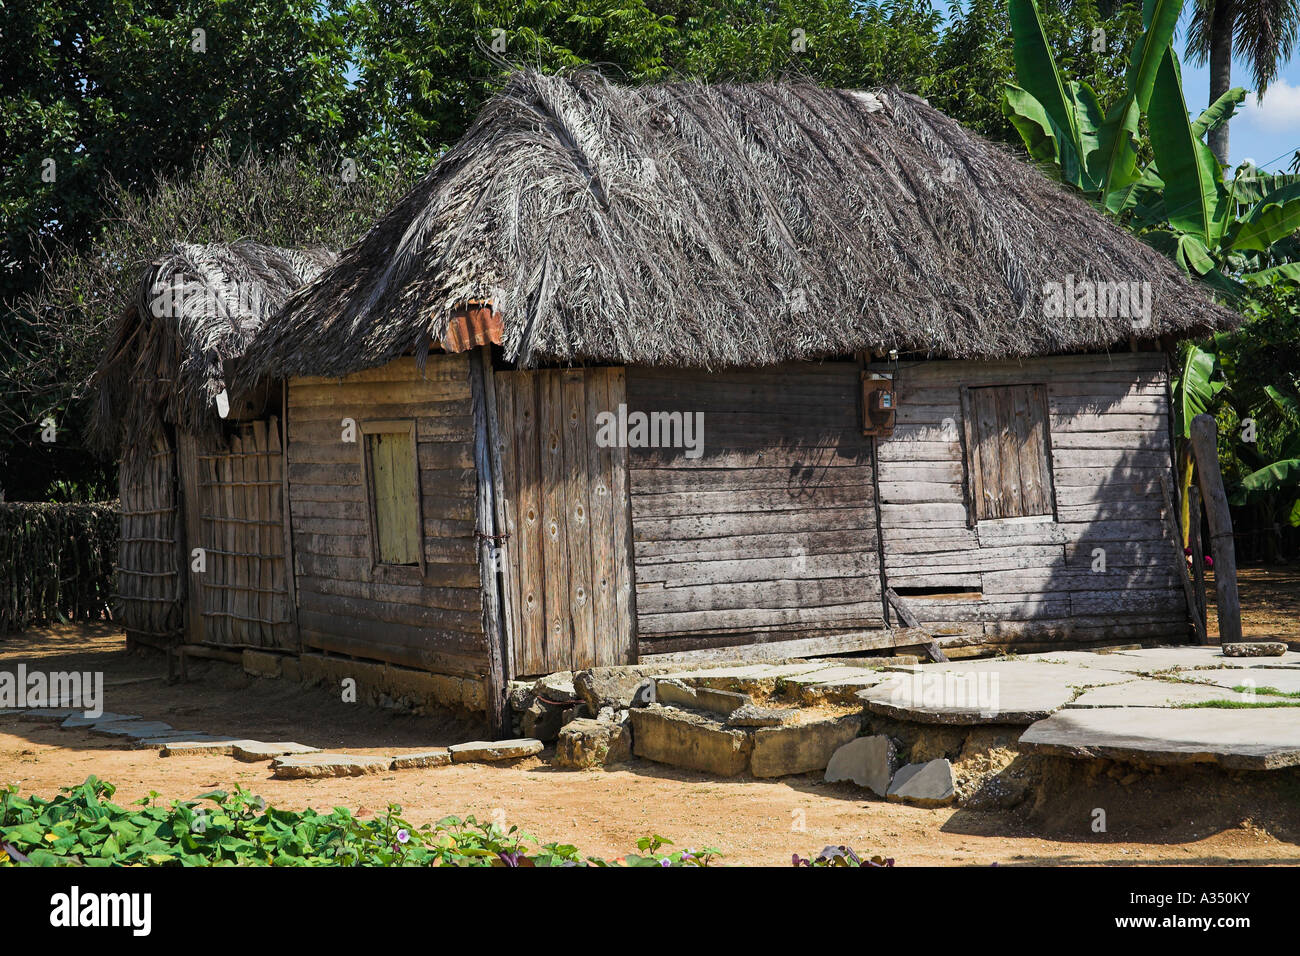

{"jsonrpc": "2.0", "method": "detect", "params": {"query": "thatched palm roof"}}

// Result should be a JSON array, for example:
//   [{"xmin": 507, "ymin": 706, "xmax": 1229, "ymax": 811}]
[
  {"xmin": 244, "ymin": 71, "xmax": 1238, "ymax": 380},
  {"xmin": 93, "ymin": 241, "xmax": 335, "ymax": 455}
]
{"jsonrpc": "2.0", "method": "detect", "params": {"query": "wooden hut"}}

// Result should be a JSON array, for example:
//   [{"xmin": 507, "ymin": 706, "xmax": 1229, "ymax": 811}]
[
  {"xmin": 94, "ymin": 241, "xmax": 335, "ymax": 649},
  {"xmin": 230, "ymin": 72, "xmax": 1236, "ymax": 733}
]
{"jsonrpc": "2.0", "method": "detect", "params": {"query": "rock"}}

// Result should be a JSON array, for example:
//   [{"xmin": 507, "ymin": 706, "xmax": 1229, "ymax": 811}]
[
  {"xmin": 629, "ymin": 705, "xmax": 752, "ymax": 776},
  {"xmin": 629, "ymin": 680, "xmax": 655, "ymax": 708},
  {"xmin": 654, "ymin": 678, "xmax": 749, "ymax": 716},
  {"xmin": 574, "ymin": 665, "xmax": 670, "ymax": 712},
  {"xmin": 448, "ymin": 738, "xmax": 544, "ymax": 762},
  {"xmin": 561, "ymin": 702, "xmax": 589, "ymax": 725},
  {"xmin": 726, "ymin": 704, "xmax": 796, "ymax": 727},
  {"xmin": 507, "ymin": 681, "xmax": 534, "ymax": 712},
  {"xmin": 60, "ymin": 713, "xmax": 139, "ymax": 729},
  {"xmin": 1222, "ymin": 641, "xmax": 1288, "ymax": 658},
  {"xmin": 824, "ymin": 735, "xmax": 896, "ymax": 795},
  {"xmin": 750, "ymin": 715, "xmax": 862, "ymax": 778},
  {"xmin": 533, "ymin": 672, "xmax": 577, "ymax": 703},
  {"xmin": 554, "ymin": 717, "xmax": 632, "ymax": 769},
  {"xmin": 887, "ymin": 758, "xmax": 956, "ymax": 807},
  {"xmin": 271, "ymin": 752, "xmax": 393, "ymax": 779},
  {"xmin": 391, "ymin": 750, "xmax": 452, "ymax": 770},
  {"xmin": 521, "ymin": 697, "xmax": 565, "ymax": 741},
  {"xmin": 231, "ymin": 741, "xmax": 320, "ymax": 762}
]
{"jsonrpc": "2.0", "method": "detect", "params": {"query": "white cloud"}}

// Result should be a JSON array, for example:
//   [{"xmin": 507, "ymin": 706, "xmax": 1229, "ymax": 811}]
[{"xmin": 1239, "ymin": 78, "xmax": 1300, "ymax": 132}]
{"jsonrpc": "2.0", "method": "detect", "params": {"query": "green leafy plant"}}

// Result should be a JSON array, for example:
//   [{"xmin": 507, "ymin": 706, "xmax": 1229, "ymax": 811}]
[{"xmin": 0, "ymin": 778, "xmax": 720, "ymax": 867}]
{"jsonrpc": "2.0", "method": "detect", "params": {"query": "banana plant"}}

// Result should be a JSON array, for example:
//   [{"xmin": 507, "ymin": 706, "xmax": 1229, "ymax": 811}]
[
  {"xmin": 1171, "ymin": 339, "xmax": 1228, "ymax": 541},
  {"xmin": 1228, "ymin": 385, "xmax": 1300, "ymax": 531},
  {"xmin": 1002, "ymin": 0, "xmax": 1182, "ymax": 202}
]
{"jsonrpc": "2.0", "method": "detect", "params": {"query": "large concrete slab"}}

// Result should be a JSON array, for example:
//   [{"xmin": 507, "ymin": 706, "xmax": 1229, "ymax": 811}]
[
  {"xmin": 1019, "ymin": 708, "xmax": 1300, "ymax": 770},
  {"xmin": 750, "ymin": 715, "xmax": 861, "ymax": 778},
  {"xmin": 1066, "ymin": 679, "xmax": 1248, "ymax": 709},
  {"xmin": 448, "ymin": 739, "xmax": 544, "ymax": 762},
  {"xmin": 859, "ymin": 661, "xmax": 1130, "ymax": 725},
  {"xmin": 271, "ymin": 753, "xmax": 393, "ymax": 778},
  {"xmin": 629, "ymin": 706, "xmax": 752, "ymax": 776},
  {"xmin": 1180, "ymin": 668, "xmax": 1300, "ymax": 696},
  {"xmin": 60, "ymin": 713, "xmax": 139, "ymax": 729},
  {"xmin": 1109, "ymin": 646, "xmax": 1300, "ymax": 671}
]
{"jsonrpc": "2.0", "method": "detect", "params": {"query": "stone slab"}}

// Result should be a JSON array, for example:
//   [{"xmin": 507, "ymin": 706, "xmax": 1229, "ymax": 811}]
[
  {"xmin": 629, "ymin": 706, "xmax": 752, "ymax": 776},
  {"xmin": 1111, "ymin": 646, "xmax": 1300, "ymax": 671},
  {"xmin": 726, "ymin": 704, "xmax": 796, "ymax": 727},
  {"xmin": 129, "ymin": 732, "xmax": 215, "ymax": 750},
  {"xmin": 18, "ymin": 707, "xmax": 85, "ymax": 720},
  {"xmin": 89, "ymin": 720, "xmax": 178, "ymax": 739},
  {"xmin": 750, "ymin": 714, "xmax": 861, "ymax": 778},
  {"xmin": 1019, "ymin": 707, "xmax": 1300, "ymax": 770},
  {"xmin": 232, "ymin": 741, "xmax": 320, "ymax": 762},
  {"xmin": 859, "ymin": 661, "xmax": 1128, "ymax": 725},
  {"xmin": 158, "ymin": 737, "xmax": 254, "ymax": 757},
  {"xmin": 1065, "ymin": 679, "xmax": 1247, "ymax": 709},
  {"xmin": 271, "ymin": 752, "xmax": 393, "ymax": 778},
  {"xmin": 887, "ymin": 758, "xmax": 956, "ymax": 807},
  {"xmin": 60, "ymin": 713, "xmax": 139, "ymax": 729},
  {"xmin": 825, "ymin": 735, "xmax": 895, "ymax": 795},
  {"xmin": 448, "ymin": 738, "xmax": 544, "ymax": 762},
  {"xmin": 1181, "ymin": 668, "xmax": 1300, "ymax": 696},
  {"xmin": 653, "ymin": 679, "xmax": 748, "ymax": 715},
  {"xmin": 391, "ymin": 750, "xmax": 452, "ymax": 770}
]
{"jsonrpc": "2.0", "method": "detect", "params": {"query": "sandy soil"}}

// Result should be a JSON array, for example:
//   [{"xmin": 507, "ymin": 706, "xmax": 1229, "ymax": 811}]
[{"xmin": 3, "ymin": 568, "xmax": 1299, "ymax": 866}]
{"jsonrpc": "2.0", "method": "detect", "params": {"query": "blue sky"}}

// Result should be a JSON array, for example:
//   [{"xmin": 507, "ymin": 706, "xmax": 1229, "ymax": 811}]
[{"xmin": 1177, "ymin": 29, "xmax": 1300, "ymax": 173}]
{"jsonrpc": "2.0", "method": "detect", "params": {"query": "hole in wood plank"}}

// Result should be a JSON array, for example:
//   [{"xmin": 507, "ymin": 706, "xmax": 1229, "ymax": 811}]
[{"xmin": 893, "ymin": 586, "xmax": 984, "ymax": 600}]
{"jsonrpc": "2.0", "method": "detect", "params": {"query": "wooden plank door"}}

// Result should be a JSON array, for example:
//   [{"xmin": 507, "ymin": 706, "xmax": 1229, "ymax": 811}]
[{"xmin": 494, "ymin": 368, "xmax": 636, "ymax": 675}]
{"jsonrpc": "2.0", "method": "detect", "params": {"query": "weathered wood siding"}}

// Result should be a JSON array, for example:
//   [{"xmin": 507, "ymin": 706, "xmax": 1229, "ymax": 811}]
[
  {"xmin": 286, "ymin": 355, "xmax": 487, "ymax": 677},
  {"xmin": 116, "ymin": 438, "xmax": 183, "ymax": 642},
  {"xmin": 874, "ymin": 353, "xmax": 1186, "ymax": 646},
  {"xmin": 625, "ymin": 363, "xmax": 884, "ymax": 655}
]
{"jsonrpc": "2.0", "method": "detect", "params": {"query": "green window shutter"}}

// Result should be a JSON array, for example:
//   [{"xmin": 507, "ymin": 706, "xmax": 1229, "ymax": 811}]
[{"xmin": 367, "ymin": 430, "xmax": 420, "ymax": 565}]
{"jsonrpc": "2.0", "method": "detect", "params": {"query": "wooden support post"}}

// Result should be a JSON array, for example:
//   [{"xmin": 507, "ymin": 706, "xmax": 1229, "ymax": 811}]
[
  {"xmin": 1159, "ymin": 473, "xmax": 1206, "ymax": 644},
  {"xmin": 885, "ymin": 588, "xmax": 948, "ymax": 662},
  {"xmin": 1189, "ymin": 413, "xmax": 1243, "ymax": 644},
  {"xmin": 471, "ymin": 347, "xmax": 511, "ymax": 738},
  {"xmin": 1188, "ymin": 485, "xmax": 1208, "ymax": 644}
]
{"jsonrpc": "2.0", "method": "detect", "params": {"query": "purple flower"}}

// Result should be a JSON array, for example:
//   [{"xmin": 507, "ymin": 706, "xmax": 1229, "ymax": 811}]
[
  {"xmin": 395, "ymin": 829, "xmax": 410, "ymax": 844},
  {"xmin": 1204, "ymin": 555, "xmax": 1214, "ymax": 568},
  {"xmin": 498, "ymin": 850, "xmax": 522, "ymax": 867},
  {"xmin": 659, "ymin": 857, "xmax": 671, "ymax": 866}
]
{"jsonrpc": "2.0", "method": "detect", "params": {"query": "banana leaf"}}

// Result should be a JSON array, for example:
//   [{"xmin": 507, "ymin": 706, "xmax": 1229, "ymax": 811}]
[
  {"xmin": 1227, "ymin": 181, "xmax": 1300, "ymax": 252},
  {"xmin": 1148, "ymin": 49, "xmax": 1230, "ymax": 245},
  {"xmin": 1229, "ymin": 459, "xmax": 1300, "ymax": 506},
  {"xmin": 1191, "ymin": 87, "xmax": 1247, "ymax": 140},
  {"xmin": 1171, "ymin": 343, "xmax": 1224, "ymax": 438}
]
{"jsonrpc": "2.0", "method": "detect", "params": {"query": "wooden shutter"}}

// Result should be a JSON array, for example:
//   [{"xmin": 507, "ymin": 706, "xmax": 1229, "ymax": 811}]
[
  {"xmin": 364, "ymin": 425, "xmax": 421, "ymax": 566},
  {"xmin": 962, "ymin": 384, "xmax": 1053, "ymax": 521}
]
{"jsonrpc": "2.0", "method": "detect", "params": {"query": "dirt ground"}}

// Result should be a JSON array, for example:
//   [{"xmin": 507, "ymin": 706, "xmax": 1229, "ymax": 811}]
[
  {"xmin": 1208, "ymin": 565, "xmax": 1300, "ymax": 642},
  {"xmin": 2, "ymin": 565, "xmax": 1299, "ymax": 866}
]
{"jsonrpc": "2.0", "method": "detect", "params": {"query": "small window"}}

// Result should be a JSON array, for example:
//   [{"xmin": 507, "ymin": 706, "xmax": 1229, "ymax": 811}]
[
  {"xmin": 961, "ymin": 384, "xmax": 1054, "ymax": 522},
  {"xmin": 361, "ymin": 421, "xmax": 422, "ymax": 567}
]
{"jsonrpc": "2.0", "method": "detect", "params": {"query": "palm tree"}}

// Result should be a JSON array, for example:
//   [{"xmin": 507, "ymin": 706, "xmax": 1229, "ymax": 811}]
[{"xmin": 1185, "ymin": 0, "xmax": 1300, "ymax": 165}]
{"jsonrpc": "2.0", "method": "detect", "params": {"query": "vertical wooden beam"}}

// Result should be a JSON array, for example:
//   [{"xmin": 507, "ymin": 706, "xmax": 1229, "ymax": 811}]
[
  {"xmin": 1190, "ymin": 413, "xmax": 1243, "ymax": 645},
  {"xmin": 483, "ymin": 352, "xmax": 516, "ymax": 682},
  {"xmin": 471, "ymin": 347, "xmax": 511, "ymax": 737},
  {"xmin": 277, "ymin": 387, "xmax": 300, "ymax": 650}
]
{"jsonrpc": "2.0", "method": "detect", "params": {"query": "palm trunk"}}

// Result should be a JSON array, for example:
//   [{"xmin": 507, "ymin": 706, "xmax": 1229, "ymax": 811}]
[{"xmin": 1207, "ymin": 1, "xmax": 1234, "ymax": 166}]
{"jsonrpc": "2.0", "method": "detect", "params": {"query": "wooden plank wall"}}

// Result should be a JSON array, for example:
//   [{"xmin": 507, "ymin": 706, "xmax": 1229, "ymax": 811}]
[
  {"xmin": 873, "ymin": 352, "xmax": 1186, "ymax": 646},
  {"xmin": 625, "ymin": 363, "xmax": 884, "ymax": 655},
  {"xmin": 116, "ymin": 438, "xmax": 183, "ymax": 642},
  {"xmin": 191, "ymin": 419, "xmax": 295, "ymax": 650},
  {"xmin": 286, "ymin": 355, "xmax": 487, "ymax": 677}
]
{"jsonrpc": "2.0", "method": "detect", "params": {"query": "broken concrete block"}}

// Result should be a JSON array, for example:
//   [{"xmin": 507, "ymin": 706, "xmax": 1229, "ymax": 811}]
[
  {"xmin": 1222, "ymin": 642, "xmax": 1288, "ymax": 658},
  {"xmin": 654, "ymin": 678, "xmax": 749, "ymax": 716},
  {"xmin": 159, "ymin": 737, "xmax": 253, "ymax": 757},
  {"xmin": 554, "ymin": 717, "xmax": 632, "ymax": 769},
  {"xmin": 391, "ymin": 749, "xmax": 452, "ymax": 770},
  {"xmin": 448, "ymin": 738, "xmax": 544, "ymax": 762},
  {"xmin": 231, "ymin": 741, "xmax": 319, "ymax": 762},
  {"xmin": 825, "ymin": 735, "xmax": 896, "ymax": 796},
  {"xmin": 533, "ymin": 672, "xmax": 578, "ymax": 703},
  {"xmin": 726, "ymin": 704, "xmax": 796, "ymax": 727},
  {"xmin": 521, "ymin": 697, "xmax": 566, "ymax": 741},
  {"xmin": 750, "ymin": 715, "xmax": 862, "ymax": 778},
  {"xmin": 629, "ymin": 705, "xmax": 752, "ymax": 776},
  {"xmin": 90, "ymin": 720, "xmax": 178, "ymax": 739},
  {"xmin": 271, "ymin": 752, "xmax": 392, "ymax": 779},
  {"xmin": 574, "ymin": 665, "xmax": 666, "ymax": 712},
  {"xmin": 887, "ymin": 759, "xmax": 956, "ymax": 807}
]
